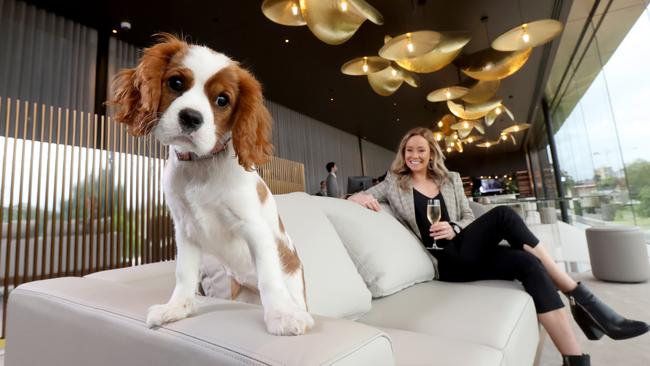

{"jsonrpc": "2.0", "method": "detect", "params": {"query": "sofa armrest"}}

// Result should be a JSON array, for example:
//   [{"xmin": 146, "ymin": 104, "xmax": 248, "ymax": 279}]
[{"xmin": 6, "ymin": 277, "xmax": 394, "ymax": 366}]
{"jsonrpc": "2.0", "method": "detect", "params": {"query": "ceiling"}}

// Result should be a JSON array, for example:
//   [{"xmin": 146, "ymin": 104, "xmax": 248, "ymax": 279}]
[{"xmin": 26, "ymin": 0, "xmax": 570, "ymax": 155}]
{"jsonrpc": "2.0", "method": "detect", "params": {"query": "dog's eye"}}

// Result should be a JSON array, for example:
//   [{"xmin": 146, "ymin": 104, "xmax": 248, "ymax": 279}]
[
  {"xmin": 216, "ymin": 94, "xmax": 230, "ymax": 107},
  {"xmin": 168, "ymin": 76, "xmax": 184, "ymax": 92}
]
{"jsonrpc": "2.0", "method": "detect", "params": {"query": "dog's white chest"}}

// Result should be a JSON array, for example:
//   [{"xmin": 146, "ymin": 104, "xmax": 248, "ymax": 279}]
[{"xmin": 167, "ymin": 167, "xmax": 258, "ymax": 286}]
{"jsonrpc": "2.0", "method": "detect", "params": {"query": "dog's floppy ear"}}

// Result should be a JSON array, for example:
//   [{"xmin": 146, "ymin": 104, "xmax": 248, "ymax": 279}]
[
  {"xmin": 231, "ymin": 67, "xmax": 273, "ymax": 171},
  {"xmin": 110, "ymin": 33, "xmax": 187, "ymax": 136}
]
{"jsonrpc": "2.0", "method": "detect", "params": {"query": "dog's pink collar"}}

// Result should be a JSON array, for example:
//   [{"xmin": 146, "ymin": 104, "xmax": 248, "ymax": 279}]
[{"xmin": 175, "ymin": 134, "xmax": 231, "ymax": 162}]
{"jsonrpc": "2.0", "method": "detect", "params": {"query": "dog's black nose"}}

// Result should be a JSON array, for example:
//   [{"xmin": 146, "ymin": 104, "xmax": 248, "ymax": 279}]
[{"xmin": 178, "ymin": 108, "xmax": 203, "ymax": 132}]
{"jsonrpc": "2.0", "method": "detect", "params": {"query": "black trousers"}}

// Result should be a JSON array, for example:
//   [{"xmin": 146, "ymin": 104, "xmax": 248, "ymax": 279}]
[{"xmin": 433, "ymin": 206, "xmax": 564, "ymax": 314}]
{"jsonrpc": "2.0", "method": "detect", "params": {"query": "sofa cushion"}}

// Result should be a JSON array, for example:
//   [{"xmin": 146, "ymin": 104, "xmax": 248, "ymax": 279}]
[
  {"xmin": 379, "ymin": 327, "xmax": 503, "ymax": 366},
  {"xmin": 275, "ymin": 193, "xmax": 372, "ymax": 320},
  {"xmin": 7, "ymin": 277, "xmax": 393, "ymax": 366},
  {"xmin": 313, "ymin": 196, "xmax": 434, "ymax": 298},
  {"xmin": 359, "ymin": 281, "xmax": 538, "ymax": 366},
  {"xmin": 85, "ymin": 260, "xmax": 176, "ymax": 296}
]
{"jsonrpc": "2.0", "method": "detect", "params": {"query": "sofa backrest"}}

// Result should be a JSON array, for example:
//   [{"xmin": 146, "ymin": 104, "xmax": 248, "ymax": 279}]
[
  {"xmin": 311, "ymin": 196, "xmax": 435, "ymax": 298},
  {"xmin": 275, "ymin": 193, "xmax": 372, "ymax": 320}
]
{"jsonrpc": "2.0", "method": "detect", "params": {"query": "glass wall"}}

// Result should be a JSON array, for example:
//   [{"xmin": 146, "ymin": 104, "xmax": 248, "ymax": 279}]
[{"xmin": 534, "ymin": 0, "xmax": 650, "ymax": 240}]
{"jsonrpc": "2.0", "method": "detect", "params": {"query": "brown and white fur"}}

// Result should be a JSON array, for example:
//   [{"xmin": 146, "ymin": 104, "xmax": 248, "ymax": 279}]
[{"xmin": 110, "ymin": 34, "xmax": 313, "ymax": 336}]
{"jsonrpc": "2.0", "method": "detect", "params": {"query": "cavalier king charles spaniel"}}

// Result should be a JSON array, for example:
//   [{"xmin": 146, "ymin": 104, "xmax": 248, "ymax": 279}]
[{"xmin": 111, "ymin": 34, "xmax": 313, "ymax": 336}]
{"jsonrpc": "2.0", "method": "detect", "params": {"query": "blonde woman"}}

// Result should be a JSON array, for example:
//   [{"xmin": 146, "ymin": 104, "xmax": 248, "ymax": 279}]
[{"xmin": 348, "ymin": 127, "xmax": 648, "ymax": 366}]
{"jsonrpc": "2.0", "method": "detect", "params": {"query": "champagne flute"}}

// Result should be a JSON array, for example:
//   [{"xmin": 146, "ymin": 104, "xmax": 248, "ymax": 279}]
[{"xmin": 427, "ymin": 199, "xmax": 443, "ymax": 250}]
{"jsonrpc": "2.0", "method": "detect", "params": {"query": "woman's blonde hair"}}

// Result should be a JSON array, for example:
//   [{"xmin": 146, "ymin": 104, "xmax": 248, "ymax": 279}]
[{"xmin": 390, "ymin": 127, "xmax": 449, "ymax": 189}]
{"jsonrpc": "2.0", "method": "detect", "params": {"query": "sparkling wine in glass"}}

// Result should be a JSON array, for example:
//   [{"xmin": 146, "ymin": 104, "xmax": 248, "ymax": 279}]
[{"xmin": 427, "ymin": 199, "xmax": 443, "ymax": 250}]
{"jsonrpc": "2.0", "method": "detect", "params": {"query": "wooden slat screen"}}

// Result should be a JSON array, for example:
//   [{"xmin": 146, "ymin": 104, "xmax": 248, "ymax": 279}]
[
  {"xmin": 258, "ymin": 156, "xmax": 306, "ymax": 194},
  {"xmin": 0, "ymin": 97, "xmax": 175, "ymax": 338}
]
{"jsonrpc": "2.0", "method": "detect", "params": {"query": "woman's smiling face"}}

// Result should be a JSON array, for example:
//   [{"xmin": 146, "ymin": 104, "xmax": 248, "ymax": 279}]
[{"xmin": 404, "ymin": 135, "xmax": 431, "ymax": 174}]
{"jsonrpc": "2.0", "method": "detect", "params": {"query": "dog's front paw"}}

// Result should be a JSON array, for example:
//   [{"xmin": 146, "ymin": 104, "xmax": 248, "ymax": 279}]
[
  {"xmin": 146, "ymin": 300, "xmax": 195, "ymax": 328},
  {"xmin": 264, "ymin": 308, "xmax": 314, "ymax": 336}
]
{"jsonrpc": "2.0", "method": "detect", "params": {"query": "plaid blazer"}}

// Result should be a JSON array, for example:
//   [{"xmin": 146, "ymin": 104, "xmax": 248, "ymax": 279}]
[{"xmin": 365, "ymin": 171, "xmax": 475, "ymax": 242}]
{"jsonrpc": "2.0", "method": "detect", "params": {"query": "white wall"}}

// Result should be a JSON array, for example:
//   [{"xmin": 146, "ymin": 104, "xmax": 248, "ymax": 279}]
[{"xmin": 267, "ymin": 101, "xmax": 394, "ymax": 194}]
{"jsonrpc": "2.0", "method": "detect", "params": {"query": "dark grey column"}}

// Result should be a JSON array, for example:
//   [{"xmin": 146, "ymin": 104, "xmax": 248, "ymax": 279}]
[
  {"xmin": 542, "ymin": 97, "xmax": 570, "ymax": 223},
  {"xmin": 94, "ymin": 29, "xmax": 110, "ymax": 121}
]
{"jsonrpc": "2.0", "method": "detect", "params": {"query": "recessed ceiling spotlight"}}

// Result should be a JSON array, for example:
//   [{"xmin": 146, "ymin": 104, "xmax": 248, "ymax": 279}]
[
  {"xmin": 112, "ymin": 29, "xmax": 117, "ymax": 34},
  {"xmin": 330, "ymin": 97, "xmax": 334, "ymax": 101},
  {"xmin": 285, "ymin": 39, "xmax": 289, "ymax": 43},
  {"xmin": 120, "ymin": 21, "xmax": 131, "ymax": 31}
]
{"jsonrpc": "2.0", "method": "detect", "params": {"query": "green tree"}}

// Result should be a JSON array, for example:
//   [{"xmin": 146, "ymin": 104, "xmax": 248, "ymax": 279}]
[
  {"xmin": 626, "ymin": 159, "xmax": 650, "ymax": 218},
  {"xmin": 638, "ymin": 187, "xmax": 650, "ymax": 217},
  {"xmin": 626, "ymin": 159, "xmax": 650, "ymax": 198}
]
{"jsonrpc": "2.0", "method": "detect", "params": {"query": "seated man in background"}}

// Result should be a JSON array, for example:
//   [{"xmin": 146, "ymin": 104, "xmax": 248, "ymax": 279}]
[{"xmin": 314, "ymin": 180, "xmax": 328, "ymax": 196}]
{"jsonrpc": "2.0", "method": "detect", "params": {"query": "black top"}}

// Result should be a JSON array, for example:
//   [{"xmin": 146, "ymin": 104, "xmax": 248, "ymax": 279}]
[{"xmin": 413, "ymin": 189, "xmax": 451, "ymax": 250}]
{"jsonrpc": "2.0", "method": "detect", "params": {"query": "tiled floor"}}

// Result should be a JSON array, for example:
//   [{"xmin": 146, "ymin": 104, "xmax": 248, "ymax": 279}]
[{"xmin": 539, "ymin": 272, "xmax": 650, "ymax": 366}]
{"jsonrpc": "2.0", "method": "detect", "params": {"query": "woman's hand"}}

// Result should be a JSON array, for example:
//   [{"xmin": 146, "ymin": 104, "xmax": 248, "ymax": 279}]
[
  {"xmin": 347, "ymin": 192, "xmax": 381, "ymax": 212},
  {"xmin": 430, "ymin": 221, "xmax": 456, "ymax": 240}
]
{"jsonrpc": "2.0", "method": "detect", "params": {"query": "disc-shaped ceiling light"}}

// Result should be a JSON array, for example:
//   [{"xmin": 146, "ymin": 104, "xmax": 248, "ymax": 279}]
[
  {"xmin": 484, "ymin": 104, "xmax": 514, "ymax": 127},
  {"xmin": 492, "ymin": 19, "xmax": 563, "ymax": 51},
  {"xmin": 501, "ymin": 123, "xmax": 531, "ymax": 134},
  {"xmin": 450, "ymin": 119, "xmax": 480, "ymax": 132},
  {"xmin": 461, "ymin": 80, "xmax": 500, "ymax": 104},
  {"xmin": 366, "ymin": 63, "xmax": 419, "ymax": 96},
  {"xmin": 427, "ymin": 86, "xmax": 469, "ymax": 102},
  {"xmin": 436, "ymin": 114, "xmax": 456, "ymax": 134},
  {"xmin": 261, "ymin": 0, "xmax": 307, "ymax": 26},
  {"xmin": 476, "ymin": 140, "xmax": 500, "ymax": 148},
  {"xmin": 461, "ymin": 135, "xmax": 483, "ymax": 144},
  {"xmin": 379, "ymin": 31, "xmax": 443, "ymax": 60},
  {"xmin": 341, "ymin": 56, "xmax": 390, "ymax": 75},
  {"xmin": 500, "ymin": 132, "xmax": 518, "ymax": 145},
  {"xmin": 393, "ymin": 31, "xmax": 471, "ymax": 73},
  {"xmin": 447, "ymin": 99, "xmax": 502, "ymax": 120},
  {"xmin": 262, "ymin": 0, "xmax": 383, "ymax": 45},
  {"xmin": 454, "ymin": 48, "xmax": 532, "ymax": 81}
]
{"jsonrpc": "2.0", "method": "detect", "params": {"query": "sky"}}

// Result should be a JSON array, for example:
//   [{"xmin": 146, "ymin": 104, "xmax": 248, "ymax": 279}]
[{"xmin": 555, "ymin": 3, "xmax": 650, "ymax": 182}]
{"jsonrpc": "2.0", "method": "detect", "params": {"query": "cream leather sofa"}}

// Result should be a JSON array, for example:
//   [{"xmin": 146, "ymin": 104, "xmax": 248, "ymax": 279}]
[{"xmin": 6, "ymin": 193, "xmax": 540, "ymax": 366}]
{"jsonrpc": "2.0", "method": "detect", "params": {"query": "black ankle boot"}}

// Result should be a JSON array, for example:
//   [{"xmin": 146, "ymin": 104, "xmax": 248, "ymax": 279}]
[
  {"xmin": 562, "ymin": 354, "xmax": 590, "ymax": 366},
  {"xmin": 565, "ymin": 282, "xmax": 650, "ymax": 340}
]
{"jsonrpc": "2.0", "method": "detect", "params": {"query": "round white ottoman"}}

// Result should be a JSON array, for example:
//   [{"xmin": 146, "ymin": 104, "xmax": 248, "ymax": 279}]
[{"xmin": 586, "ymin": 226, "xmax": 650, "ymax": 283}]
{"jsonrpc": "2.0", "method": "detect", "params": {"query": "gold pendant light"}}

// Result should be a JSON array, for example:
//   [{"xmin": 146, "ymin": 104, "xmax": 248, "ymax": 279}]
[
  {"xmin": 427, "ymin": 86, "xmax": 469, "ymax": 102},
  {"xmin": 450, "ymin": 119, "xmax": 480, "ymax": 132},
  {"xmin": 436, "ymin": 114, "xmax": 456, "ymax": 135},
  {"xmin": 341, "ymin": 57, "xmax": 417, "ymax": 96},
  {"xmin": 484, "ymin": 104, "xmax": 514, "ymax": 127},
  {"xmin": 492, "ymin": 19, "xmax": 563, "ymax": 51},
  {"xmin": 456, "ymin": 128, "xmax": 472, "ymax": 139},
  {"xmin": 499, "ymin": 132, "xmax": 518, "ymax": 146},
  {"xmin": 461, "ymin": 80, "xmax": 500, "ymax": 104},
  {"xmin": 394, "ymin": 32, "xmax": 471, "ymax": 73},
  {"xmin": 454, "ymin": 48, "xmax": 532, "ymax": 81},
  {"xmin": 461, "ymin": 135, "xmax": 483, "ymax": 144},
  {"xmin": 476, "ymin": 140, "xmax": 500, "ymax": 148},
  {"xmin": 341, "ymin": 56, "xmax": 390, "ymax": 75},
  {"xmin": 379, "ymin": 31, "xmax": 443, "ymax": 60},
  {"xmin": 301, "ymin": 0, "xmax": 383, "ymax": 45},
  {"xmin": 447, "ymin": 99, "xmax": 502, "ymax": 120},
  {"xmin": 455, "ymin": 141, "xmax": 464, "ymax": 153},
  {"xmin": 262, "ymin": 0, "xmax": 383, "ymax": 45},
  {"xmin": 501, "ymin": 123, "xmax": 531, "ymax": 134},
  {"xmin": 261, "ymin": 0, "xmax": 307, "ymax": 26},
  {"xmin": 366, "ymin": 63, "xmax": 419, "ymax": 96}
]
